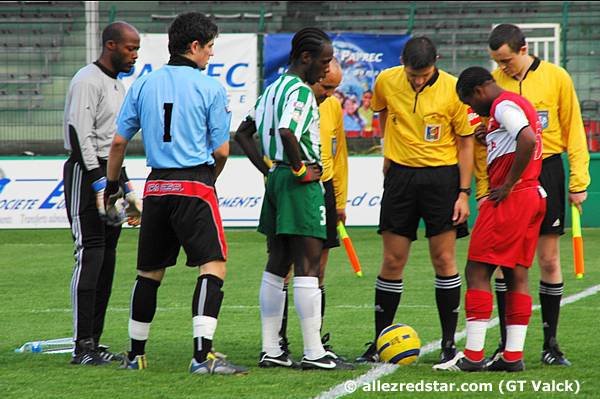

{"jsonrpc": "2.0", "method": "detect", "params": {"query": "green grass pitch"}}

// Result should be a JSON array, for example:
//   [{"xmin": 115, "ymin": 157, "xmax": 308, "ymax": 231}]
[{"xmin": 1, "ymin": 228, "xmax": 599, "ymax": 398}]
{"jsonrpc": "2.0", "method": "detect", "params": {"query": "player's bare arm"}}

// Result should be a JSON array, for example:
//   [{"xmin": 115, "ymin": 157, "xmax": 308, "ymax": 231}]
[
  {"xmin": 212, "ymin": 140, "xmax": 229, "ymax": 178},
  {"xmin": 378, "ymin": 108, "xmax": 388, "ymax": 139},
  {"xmin": 107, "ymin": 134, "xmax": 129, "ymax": 182},
  {"xmin": 378, "ymin": 109, "xmax": 390, "ymax": 175},
  {"xmin": 279, "ymin": 127, "xmax": 322, "ymax": 182},
  {"xmin": 336, "ymin": 208, "xmax": 346, "ymax": 224},
  {"xmin": 234, "ymin": 118, "xmax": 270, "ymax": 176},
  {"xmin": 569, "ymin": 191, "xmax": 587, "ymax": 214},
  {"xmin": 454, "ymin": 134, "xmax": 473, "ymax": 224},
  {"xmin": 474, "ymin": 123, "xmax": 487, "ymax": 145},
  {"xmin": 489, "ymin": 125, "xmax": 536, "ymax": 206}
]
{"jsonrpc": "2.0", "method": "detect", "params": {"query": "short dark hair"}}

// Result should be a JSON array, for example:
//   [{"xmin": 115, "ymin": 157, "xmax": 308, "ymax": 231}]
[
  {"xmin": 101, "ymin": 21, "xmax": 135, "ymax": 46},
  {"xmin": 289, "ymin": 27, "xmax": 331, "ymax": 64},
  {"xmin": 456, "ymin": 66, "xmax": 494, "ymax": 100},
  {"xmin": 402, "ymin": 36, "xmax": 437, "ymax": 69},
  {"xmin": 489, "ymin": 24, "xmax": 526, "ymax": 53},
  {"xmin": 168, "ymin": 12, "xmax": 218, "ymax": 56}
]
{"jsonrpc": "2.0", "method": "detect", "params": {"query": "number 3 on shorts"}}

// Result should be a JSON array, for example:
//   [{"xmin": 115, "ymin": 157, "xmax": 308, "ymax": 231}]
[{"xmin": 320, "ymin": 205, "xmax": 326, "ymax": 226}]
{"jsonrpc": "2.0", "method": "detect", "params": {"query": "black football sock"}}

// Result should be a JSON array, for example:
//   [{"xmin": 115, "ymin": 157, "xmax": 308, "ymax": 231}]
[
  {"xmin": 374, "ymin": 276, "xmax": 403, "ymax": 341},
  {"xmin": 192, "ymin": 274, "xmax": 224, "ymax": 363},
  {"xmin": 435, "ymin": 274, "xmax": 461, "ymax": 347},
  {"xmin": 320, "ymin": 285, "xmax": 326, "ymax": 333},
  {"xmin": 129, "ymin": 276, "xmax": 160, "ymax": 360},
  {"xmin": 495, "ymin": 278, "xmax": 507, "ymax": 348},
  {"xmin": 539, "ymin": 281, "xmax": 563, "ymax": 349},
  {"xmin": 278, "ymin": 283, "xmax": 289, "ymax": 342}
]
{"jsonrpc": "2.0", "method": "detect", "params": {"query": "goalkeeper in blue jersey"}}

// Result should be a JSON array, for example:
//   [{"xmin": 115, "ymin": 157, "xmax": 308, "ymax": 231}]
[{"xmin": 105, "ymin": 12, "xmax": 247, "ymax": 375}]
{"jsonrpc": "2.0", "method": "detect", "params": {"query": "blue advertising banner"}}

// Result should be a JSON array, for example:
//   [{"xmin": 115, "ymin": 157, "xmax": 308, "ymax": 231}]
[{"xmin": 263, "ymin": 33, "xmax": 410, "ymax": 137}]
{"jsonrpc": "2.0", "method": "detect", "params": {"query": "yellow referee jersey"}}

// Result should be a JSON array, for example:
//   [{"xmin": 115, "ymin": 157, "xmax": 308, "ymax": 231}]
[
  {"xmin": 319, "ymin": 96, "xmax": 348, "ymax": 210},
  {"xmin": 475, "ymin": 57, "xmax": 590, "ymax": 198},
  {"xmin": 372, "ymin": 67, "xmax": 477, "ymax": 167}
]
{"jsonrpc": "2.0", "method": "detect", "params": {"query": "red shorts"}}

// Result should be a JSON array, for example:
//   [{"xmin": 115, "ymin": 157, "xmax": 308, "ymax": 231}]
[{"xmin": 468, "ymin": 186, "xmax": 546, "ymax": 268}]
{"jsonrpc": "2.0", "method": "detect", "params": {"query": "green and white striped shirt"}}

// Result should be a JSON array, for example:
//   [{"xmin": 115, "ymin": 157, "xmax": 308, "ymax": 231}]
[{"xmin": 252, "ymin": 73, "xmax": 320, "ymax": 163}]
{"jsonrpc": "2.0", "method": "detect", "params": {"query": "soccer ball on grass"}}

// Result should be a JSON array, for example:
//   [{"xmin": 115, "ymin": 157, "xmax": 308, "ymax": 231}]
[{"xmin": 376, "ymin": 323, "xmax": 421, "ymax": 365}]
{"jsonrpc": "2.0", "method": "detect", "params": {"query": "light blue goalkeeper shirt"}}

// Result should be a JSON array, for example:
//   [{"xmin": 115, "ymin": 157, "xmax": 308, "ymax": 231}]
[{"xmin": 117, "ymin": 57, "xmax": 231, "ymax": 169}]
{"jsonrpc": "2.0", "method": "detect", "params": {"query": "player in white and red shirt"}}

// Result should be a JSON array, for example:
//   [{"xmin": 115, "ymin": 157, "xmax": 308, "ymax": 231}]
[{"xmin": 434, "ymin": 66, "xmax": 546, "ymax": 372}]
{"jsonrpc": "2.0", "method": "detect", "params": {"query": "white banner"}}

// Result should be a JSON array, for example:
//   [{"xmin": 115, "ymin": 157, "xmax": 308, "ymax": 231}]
[
  {"xmin": 119, "ymin": 33, "xmax": 257, "ymax": 129},
  {"xmin": 0, "ymin": 158, "xmax": 384, "ymax": 229}
]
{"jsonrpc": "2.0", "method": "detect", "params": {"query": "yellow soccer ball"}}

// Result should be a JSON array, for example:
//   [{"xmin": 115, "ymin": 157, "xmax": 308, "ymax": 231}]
[{"xmin": 376, "ymin": 323, "xmax": 421, "ymax": 365}]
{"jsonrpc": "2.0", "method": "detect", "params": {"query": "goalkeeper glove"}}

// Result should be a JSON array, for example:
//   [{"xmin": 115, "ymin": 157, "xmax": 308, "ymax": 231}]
[
  {"xmin": 123, "ymin": 181, "xmax": 142, "ymax": 226},
  {"xmin": 292, "ymin": 162, "xmax": 322, "ymax": 183},
  {"xmin": 103, "ymin": 180, "xmax": 126, "ymax": 226}
]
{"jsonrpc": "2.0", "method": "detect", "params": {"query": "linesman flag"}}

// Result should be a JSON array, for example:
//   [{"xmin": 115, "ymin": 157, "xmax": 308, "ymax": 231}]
[
  {"xmin": 337, "ymin": 222, "xmax": 363, "ymax": 277},
  {"xmin": 571, "ymin": 204, "xmax": 585, "ymax": 279}
]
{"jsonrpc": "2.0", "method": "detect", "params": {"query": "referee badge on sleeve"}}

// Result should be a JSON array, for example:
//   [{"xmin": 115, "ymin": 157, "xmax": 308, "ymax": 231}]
[
  {"xmin": 425, "ymin": 124, "xmax": 441, "ymax": 142},
  {"xmin": 537, "ymin": 110, "xmax": 549, "ymax": 129}
]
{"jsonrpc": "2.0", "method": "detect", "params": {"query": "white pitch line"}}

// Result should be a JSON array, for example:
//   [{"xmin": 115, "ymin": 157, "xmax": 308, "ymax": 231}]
[
  {"xmin": 315, "ymin": 284, "xmax": 600, "ymax": 399},
  {"xmin": 1, "ymin": 304, "xmax": 436, "ymax": 315}
]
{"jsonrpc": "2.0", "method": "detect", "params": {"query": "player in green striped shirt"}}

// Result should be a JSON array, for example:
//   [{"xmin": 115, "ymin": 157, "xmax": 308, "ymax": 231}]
[
  {"xmin": 235, "ymin": 28, "xmax": 353, "ymax": 371},
  {"xmin": 254, "ymin": 73, "xmax": 321, "ymax": 164}
]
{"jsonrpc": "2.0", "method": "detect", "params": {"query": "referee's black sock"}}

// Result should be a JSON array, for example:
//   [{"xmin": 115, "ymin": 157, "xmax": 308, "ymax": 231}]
[
  {"xmin": 434, "ymin": 274, "xmax": 461, "ymax": 347},
  {"xmin": 374, "ymin": 276, "xmax": 403, "ymax": 341},
  {"xmin": 278, "ymin": 283, "xmax": 289, "ymax": 342},
  {"xmin": 539, "ymin": 281, "xmax": 564, "ymax": 349},
  {"xmin": 192, "ymin": 274, "xmax": 224, "ymax": 363},
  {"xmin": 129, "ymin": 276, "xmax": 161, "ymax": 360},
  {"xmin": 320, "ymin": 285, "xmax": 326, "ymax": 333},
  {"xmin": 495, "ymin": 278, "xmax": 508, "ymax": 348}
]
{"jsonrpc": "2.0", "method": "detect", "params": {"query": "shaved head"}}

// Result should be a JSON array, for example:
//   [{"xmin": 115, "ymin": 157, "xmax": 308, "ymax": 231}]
[
  {"xmin": 99, "ymin": 21, "xmax": 140, "ymax": 74},
  {"xmin": 311, "ymin": 58, "xmax": 343, "ymax": 104},
  {"xmin": 102, "ymin": 21, "xmax": 139, "ymax": 46},
  {"xmin": 322, "ymin": 58, "xmax": 342, "ymax": 86}
]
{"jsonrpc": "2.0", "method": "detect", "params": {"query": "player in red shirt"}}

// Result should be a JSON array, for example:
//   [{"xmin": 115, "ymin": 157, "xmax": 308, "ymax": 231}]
[{"xmin": 434, "ymin": 66, "xmax": 546, "ymax": 372}]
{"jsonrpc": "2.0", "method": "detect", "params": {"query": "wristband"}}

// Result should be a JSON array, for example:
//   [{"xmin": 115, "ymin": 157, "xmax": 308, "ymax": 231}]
[
  {"xmin": 292, "ymin": 163, "xmax": 307, "ymax": 177},
  {"xmin": 106, "ymin": 180, "xmax": 120, "ymax": 195},
  {"xmin": 91, "ymin": 177, "xmax": 107, "ymax": 193},
  {"xmin": 124, "ymin": 180, "xmax": 134, "ymax": 194}
]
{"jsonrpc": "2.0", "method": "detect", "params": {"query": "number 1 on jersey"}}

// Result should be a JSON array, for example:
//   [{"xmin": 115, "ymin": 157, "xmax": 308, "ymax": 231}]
[{"xmin": 163, "ymin": 103, "xmax": 173, "ymax": 142}]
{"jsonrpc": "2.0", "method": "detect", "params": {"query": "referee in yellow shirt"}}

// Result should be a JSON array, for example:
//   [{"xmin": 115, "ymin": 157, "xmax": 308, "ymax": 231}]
[
  {"xmin": 315, "ymin": 60, "xmax": 349, "ymax": 276},
  {"xmin": 477, "ymin": 24, "xmax": 590, "ymax": 366},
  {"xmin": 356, "ymin": 37, "xmax": 477, "ymax": 365},
  {"xmin": 316, "ymin": 60, "xmax": 348, "ymax": 334}
]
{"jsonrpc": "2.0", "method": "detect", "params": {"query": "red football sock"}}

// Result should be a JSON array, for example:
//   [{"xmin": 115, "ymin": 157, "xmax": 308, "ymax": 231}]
[
  {"xmin": 464, "ymin": 289, "xmax": 493, "ymax": 362},
  {"xmin": 504, "ymin": 291, "xmax": 532, "ymax": 362}
]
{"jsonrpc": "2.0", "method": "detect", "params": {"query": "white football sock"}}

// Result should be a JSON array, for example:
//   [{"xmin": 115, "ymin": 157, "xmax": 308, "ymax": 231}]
[
  {"xmin": 505, "ymin": 325, "xmax": 528, "ymax": 352},
  {"xmin": 294, "ymin": 276, "xmax": 326, "ymax": 360},
  {"xmin": 259, "ymin": 271, "xmax": 285, "ymax": 357},
  {"xmin": 465, "ymin": 320, "xmax": 488, "ymax": 352},
  {"xmin": 129, "ymin": 319, "xmax": 151, "ymax": 341}
]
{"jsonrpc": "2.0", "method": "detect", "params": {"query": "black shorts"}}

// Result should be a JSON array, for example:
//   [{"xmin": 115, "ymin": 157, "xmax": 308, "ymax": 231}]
[
  {"xmin": 539, "ymin": 154, "xmax": 565, "ymax": 235},
  {"xmin": 323, "ymin": 179, "xmax": 340, "ymax": 249},
  {"xmin": 378, "ymin": 162, "xmax": 469, "ymax": 241},
  {"xmin": 137, "ymin": 165, "xmax": 227, "ymax": 271}
]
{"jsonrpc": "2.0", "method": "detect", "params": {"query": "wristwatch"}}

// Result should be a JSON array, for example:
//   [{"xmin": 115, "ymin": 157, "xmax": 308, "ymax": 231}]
[{"xmin": 458, "ymin": 187, "xmax": 472, "ymax": 196}]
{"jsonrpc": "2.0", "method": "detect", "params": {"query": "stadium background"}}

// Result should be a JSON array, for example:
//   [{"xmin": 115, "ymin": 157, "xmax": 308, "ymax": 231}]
[
  {"xmin": 0, "ymin": 0, "xmax": 598, "ymax": 226},
  {"xmin": 1, "ymin": 4, "xmax": 600, "ymax": 398}
]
